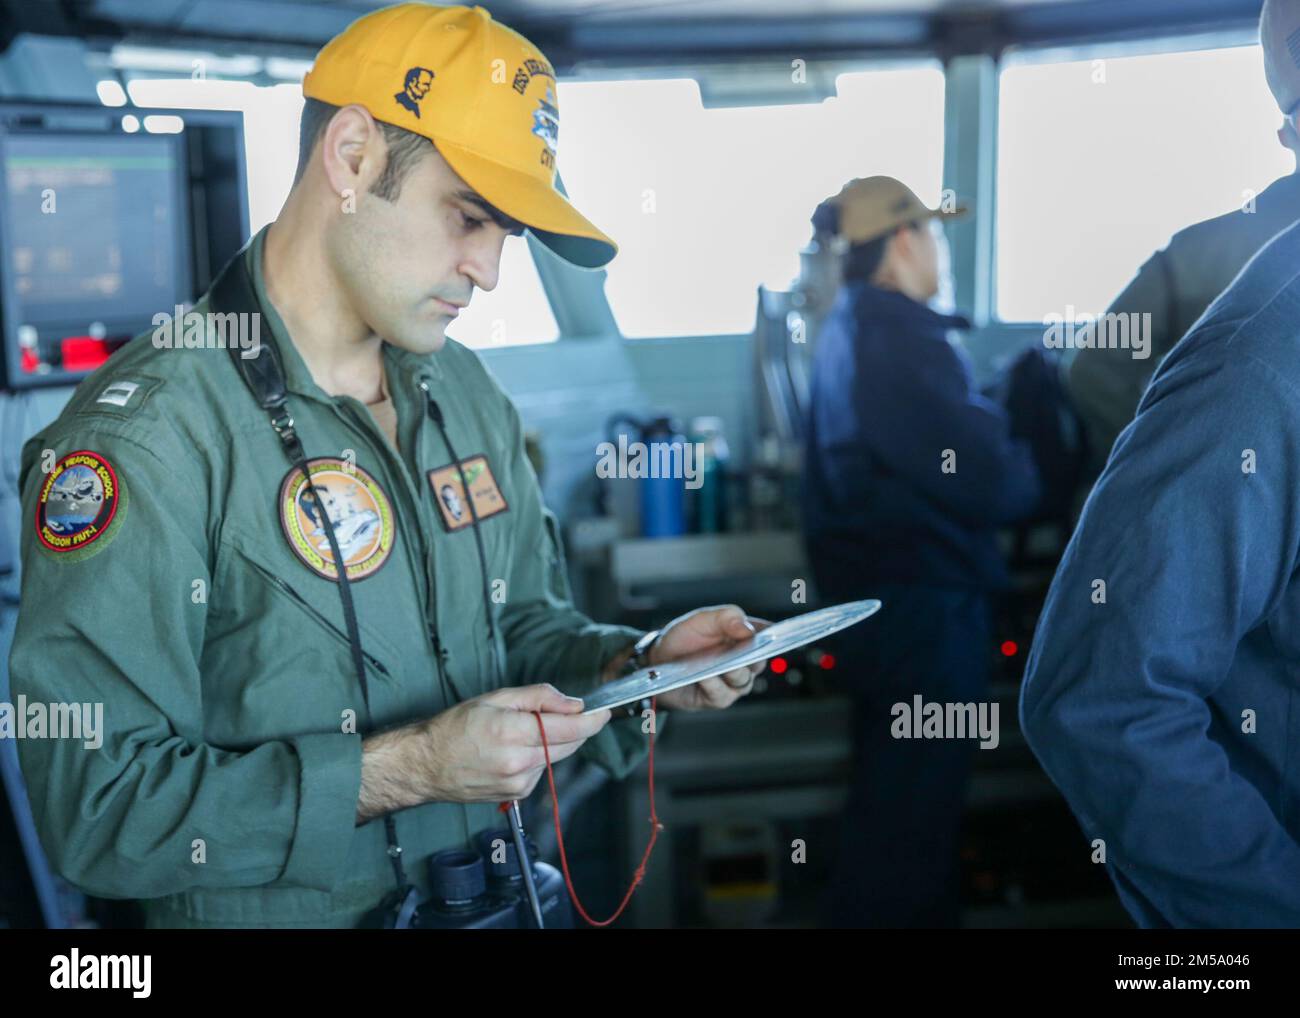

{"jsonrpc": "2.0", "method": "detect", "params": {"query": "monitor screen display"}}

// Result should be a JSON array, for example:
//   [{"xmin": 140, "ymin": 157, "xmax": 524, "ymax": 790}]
[{"xmin": 3, "ymin": 130, "xmax": 187, "ymax": 330}]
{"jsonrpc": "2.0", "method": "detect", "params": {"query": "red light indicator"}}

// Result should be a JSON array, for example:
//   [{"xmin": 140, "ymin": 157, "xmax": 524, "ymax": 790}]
[
  {"xmin": 1000, "ymin": 641, "xmax": 1018, "ymax": 657},
  {"xmin": 771, "ymin": 657, "xmax": 788, "ymax": 674},
  {"xmin": 818, "ymin": 653, "xmax": 835, "ymax": 670}
]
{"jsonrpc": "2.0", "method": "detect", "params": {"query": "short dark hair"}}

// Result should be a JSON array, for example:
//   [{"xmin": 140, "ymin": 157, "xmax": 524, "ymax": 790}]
[
  {"xmin": 294, "ymin": 97, "xmax": 432, "ymax": 201},
  {"xmin": 842, "ymin": 220, "xmax": 923, "ymax": 282}
]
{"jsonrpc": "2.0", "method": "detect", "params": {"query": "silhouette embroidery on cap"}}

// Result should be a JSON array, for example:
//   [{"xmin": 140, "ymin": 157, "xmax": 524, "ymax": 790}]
[{"xmin": 395, "ymin": 67, "xmax": 435, "ymax": 117}]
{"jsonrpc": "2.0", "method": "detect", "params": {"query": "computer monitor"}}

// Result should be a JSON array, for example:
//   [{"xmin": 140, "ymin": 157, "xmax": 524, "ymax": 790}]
[{"xmin": 0, "ymin": 102, "xmax": 249, "ymax": 389}]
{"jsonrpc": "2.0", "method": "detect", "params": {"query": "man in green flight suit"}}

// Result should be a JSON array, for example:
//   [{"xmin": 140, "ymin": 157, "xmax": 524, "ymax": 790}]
[{"xmin": 9, "ymin": 2, "xmax": 764, "ymax": 928}]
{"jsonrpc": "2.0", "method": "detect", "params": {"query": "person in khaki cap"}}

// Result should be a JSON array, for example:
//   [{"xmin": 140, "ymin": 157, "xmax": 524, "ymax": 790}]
[
  {"xmin": 1021, "ymin": 0, "xmax": 1300, "ymax": 927},
  {"xmin": 802, "ymin": 176, "xmax": 1041, "ymax": 927},
  {"xmin": 9, "ymin": 2, "xmax": 767, "ymax": 929}
]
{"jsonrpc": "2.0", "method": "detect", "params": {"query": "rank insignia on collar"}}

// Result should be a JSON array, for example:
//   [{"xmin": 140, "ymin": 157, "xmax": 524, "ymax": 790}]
[{"xmin": 279, "ymin": 458, "xmax": 395, "ymax": 581}]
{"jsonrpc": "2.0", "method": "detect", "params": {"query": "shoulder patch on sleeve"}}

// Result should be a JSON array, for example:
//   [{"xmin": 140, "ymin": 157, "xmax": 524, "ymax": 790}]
[
  {"xmin": 78, "ymin": 374, "xmax": 165, "ymax": 420},
  {"xmin": 35, "ymin": 450, "xmax": 128, "ymax": 561}
]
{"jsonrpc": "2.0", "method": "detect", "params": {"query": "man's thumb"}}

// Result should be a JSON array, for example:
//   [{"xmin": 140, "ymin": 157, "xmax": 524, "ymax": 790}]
[
  {"xmin": 727, "ymin": 610, "xmax": 757, "ymax": 637},
  {"xmin": 499, "ymin": 683, "xmax": 584, "ymax": 713}
]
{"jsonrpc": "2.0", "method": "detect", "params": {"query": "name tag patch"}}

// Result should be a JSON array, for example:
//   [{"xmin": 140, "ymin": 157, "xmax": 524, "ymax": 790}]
[{"xmin": 427, "ymin": 454, "xmax": 508, "ymax": 531}]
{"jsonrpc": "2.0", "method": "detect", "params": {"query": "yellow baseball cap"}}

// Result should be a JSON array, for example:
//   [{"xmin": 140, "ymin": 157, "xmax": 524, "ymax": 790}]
[{"xmin": 303, "ymin": 2, "xmax": 616, "ymax": 269}]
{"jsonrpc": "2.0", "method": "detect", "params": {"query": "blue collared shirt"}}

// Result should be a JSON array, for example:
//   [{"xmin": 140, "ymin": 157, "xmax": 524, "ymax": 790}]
[
  {"xmin": 802, "ymin": 281, "xmax": 1040, "ymax": 594},
  {"xmin": 1021, "ymin": 218, "xmax": 1300, "ymax": 927}
]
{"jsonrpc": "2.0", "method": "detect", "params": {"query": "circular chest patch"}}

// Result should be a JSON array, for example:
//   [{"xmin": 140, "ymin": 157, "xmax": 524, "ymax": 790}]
[
  {"xmin": 36, "ymin": 450, "xmax": 124, "ymax": 557},
  {"xmin": 279, "ymin": 458, "xmax": 395, "ymax": 581}
]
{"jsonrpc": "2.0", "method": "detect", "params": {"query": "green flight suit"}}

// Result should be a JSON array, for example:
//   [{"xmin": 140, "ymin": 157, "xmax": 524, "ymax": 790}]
[{"xmin": 8, "ymin": 225, "xmax": 649, "ymax": 928}]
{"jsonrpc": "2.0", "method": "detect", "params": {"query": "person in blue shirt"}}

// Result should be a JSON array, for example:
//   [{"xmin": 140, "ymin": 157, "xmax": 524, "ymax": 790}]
[
  {"xmin": 1020, "ymin": 0, "xmax": 1300, "ymax": 928},
  {"xmin": 803, "ymin": 176, "xmax": 1042, "ymax": 926}
]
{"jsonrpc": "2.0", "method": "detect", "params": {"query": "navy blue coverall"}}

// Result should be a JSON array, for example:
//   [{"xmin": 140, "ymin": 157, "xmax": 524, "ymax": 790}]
[
  {"xmin": 1021, "ymin": 219, "xmax": 1300, "ymax": 928},
  {"xmin": 803, "ymin": 281, "xmax": 1040, "ymax": 926}
]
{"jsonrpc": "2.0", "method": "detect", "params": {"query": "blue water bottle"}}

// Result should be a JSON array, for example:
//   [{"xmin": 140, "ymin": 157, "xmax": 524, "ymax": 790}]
[
  {"xmin": 639, "ymin": 416, "xmax": 687, "ymax": 538},
  {"xmin": 608, "ymin": 413, "xmax": 687, "ymax": 538}
]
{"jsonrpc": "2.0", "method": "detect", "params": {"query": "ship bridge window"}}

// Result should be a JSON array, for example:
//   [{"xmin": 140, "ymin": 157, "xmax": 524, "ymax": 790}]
[
  {"xmin": 996, "ymin": 41, "xmax": 1291, "ymax": 323},
  {"xmin": 556, "ymin": 64, "xmax": 945, "ymax": 339}
]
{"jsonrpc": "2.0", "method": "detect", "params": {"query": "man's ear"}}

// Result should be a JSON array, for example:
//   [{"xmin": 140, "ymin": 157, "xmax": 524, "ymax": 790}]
[{"xmin": 320, "ymin": 104, "xmax": 381, "ymax": 200}]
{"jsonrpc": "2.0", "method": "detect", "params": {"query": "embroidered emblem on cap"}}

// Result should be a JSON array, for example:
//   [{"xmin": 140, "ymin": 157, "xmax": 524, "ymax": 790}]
[
  {"xmin": 531, "ymin": 87, "xmax": 559, "ymax": 168},
  {"xmin": 36, "ymin": 450, "xmax": 125, "ymax": 559},
  {"xmin": 279, "ymin": 458, "xmax": 395, "ymax": 581},
  {"xmin": 395, "ymin": 66, "xmax": 435, "ymax": 118}
]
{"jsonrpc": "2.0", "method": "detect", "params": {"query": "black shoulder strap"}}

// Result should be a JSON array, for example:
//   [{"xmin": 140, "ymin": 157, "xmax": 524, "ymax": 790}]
[
  {"xmin": 208, "ymin": 248, "xmax": 304, "ymax": 461},
  {"xmin": 210, "ymin": 247, "xmax": 291, "ymax": 415}
]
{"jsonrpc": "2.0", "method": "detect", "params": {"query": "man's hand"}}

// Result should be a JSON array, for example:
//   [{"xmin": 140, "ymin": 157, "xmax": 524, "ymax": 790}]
[
  {"xmin": 649, "ymin": 604, "xmax": 770, "ymax": 712},
  {"xmin": 356, "ymin": 684, "xmax": 611, "ymax": 822}
]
